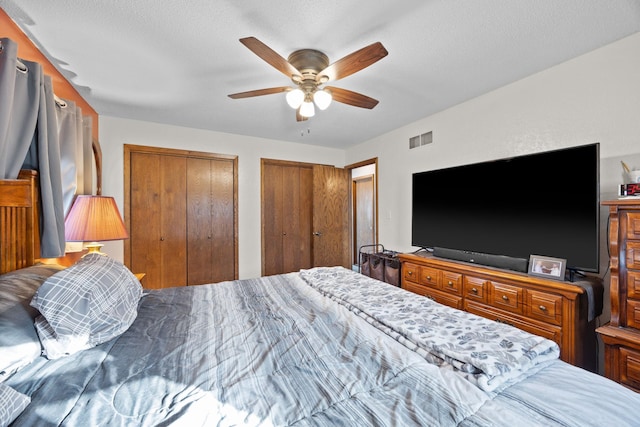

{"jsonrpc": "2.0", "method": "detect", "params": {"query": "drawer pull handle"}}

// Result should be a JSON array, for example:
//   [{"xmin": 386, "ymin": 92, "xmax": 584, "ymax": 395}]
[
  {"xmin": 426, "ymin": 275, "xmax": 432, "ymax": 281},
  {"xmin": 471, "ymin": 288, "xmax": 478, "ymax": 294},
  {"xmin": 408, "ymin": 271, "xmax": 413, "ymax": 276},
  {"xmin": 447, "ymin": 281, "xmax": 453, "ymax": 287},
  {"xmin": 539, "ymin": 305, "xmax": 547, "ymax": 311},
  {"xmin": 502, "ymin": 295, "xmax": 509, "ymax": 301}
]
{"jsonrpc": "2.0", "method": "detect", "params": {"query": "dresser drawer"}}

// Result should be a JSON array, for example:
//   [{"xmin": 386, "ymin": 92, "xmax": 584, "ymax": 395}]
[
  {"xmin": 628, "ymin": 270, "xmax": 640, "ymax": 299},
  {"xmin": 403, "ymin": 281, "xmax": 462, "ymax": 310},
  {"xmin": 626, "ymin": 212, "xmax": 640, "ymax": 240},
  {"xmin": 627, "ymin": 300, "xmax": 640, "ymax": 329},
  {"xmin": 441, "ymin": 271, "xmax": 462, "ymax": 296},
  {"xmin": 491, "ymin": 282, "xmax": 524, "ymax": 315},
  {"xmin": 465, "ymin": 301, "xmax": 561, "ymax": 346},
  {"xmin": 620, "ymin": 346, "xmax": 640, "ymax": 391},
  {"xmin": 419, "ymin": 266, "xmax": 440, "ymax": 289},
  {"xmin": 403, "ymin": 262, "xmax": 419, "ymax": 283},
  {"xmin": 464, "ymin": 276, "xmax": 488, "ymax": 303},
  {"xmin": 527, "ymin": 290, "xmax": 563, "ymax": 326},
  {"xmin": 627, "ymin": 241, "xmax": 640, "ymax": 270}
]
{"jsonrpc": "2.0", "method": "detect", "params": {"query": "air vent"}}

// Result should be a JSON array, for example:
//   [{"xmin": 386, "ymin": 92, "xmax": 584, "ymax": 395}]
[{"xmin": 409, "ymin": 131, "xmax": 433, "ymax": 149}]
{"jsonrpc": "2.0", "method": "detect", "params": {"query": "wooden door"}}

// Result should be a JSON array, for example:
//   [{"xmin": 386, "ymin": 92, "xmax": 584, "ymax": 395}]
[
  {"xmin": 261, "ymin": 161, "xmax": 313, "ymax": 276},
  {"xmin": 282, "ymin": 165, "xmax": 312, "ymax": 273},
  {"xmin": 262, "ymin": 162, "xmax": 285, "ymax": 276},
  {"xmin": 187, "ymin": 157, "xmax": 237, "ymax": 285},
  {"xmin": 125, "ymin": 145, "xmax": 238, "ymax": 289},
  {"xmin": 353, "ymin": 175, "xmax": 375, "ymax": 265},
  {"xmin": 129, "ymin": 152, "xmax": 187, "ymax": 289},
  {"xmin": 312, "ymin": 165, "xmax": 350, "ymax": 268}
]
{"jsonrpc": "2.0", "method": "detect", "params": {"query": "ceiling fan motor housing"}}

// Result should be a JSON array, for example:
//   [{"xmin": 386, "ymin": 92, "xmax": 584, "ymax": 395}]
[{"xmin": 288, "ymin": 49, "xmax": 330, "ymax": 85}]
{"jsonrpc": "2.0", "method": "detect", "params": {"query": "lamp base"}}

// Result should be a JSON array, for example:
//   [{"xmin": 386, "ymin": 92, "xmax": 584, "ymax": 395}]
[{"xmin": 83, "ymin": 242, "xmax": 107, "ymax": 256}]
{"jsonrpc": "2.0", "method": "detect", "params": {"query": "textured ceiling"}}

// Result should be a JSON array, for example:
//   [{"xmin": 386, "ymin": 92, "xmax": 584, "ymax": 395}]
[{"xmin": 2, "ymin": 0, "xmax": 639, "ymax": 148}]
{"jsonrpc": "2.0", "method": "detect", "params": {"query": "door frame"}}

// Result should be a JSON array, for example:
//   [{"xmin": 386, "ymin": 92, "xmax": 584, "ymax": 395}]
[{"xmin": 345, "ymin": 158, "xmax": 379, "ymax": 268}]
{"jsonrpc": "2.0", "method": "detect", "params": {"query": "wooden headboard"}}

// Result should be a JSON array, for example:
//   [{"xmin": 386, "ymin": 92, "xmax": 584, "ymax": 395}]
[{"xmin": 0, "ymin": 170, "xmax": 38, "ymax": 274}]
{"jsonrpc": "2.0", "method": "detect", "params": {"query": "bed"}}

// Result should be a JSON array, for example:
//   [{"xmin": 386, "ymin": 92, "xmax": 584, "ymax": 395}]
[{"xmin": 2, "ymin": 173, "xmax": 640, "ymax": 427}]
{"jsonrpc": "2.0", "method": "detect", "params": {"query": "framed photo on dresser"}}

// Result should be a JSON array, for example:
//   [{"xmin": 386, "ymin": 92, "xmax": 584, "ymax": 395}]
[{"xmin": 528, "ymin": 255, "xmax": 566, "ymax": 280}]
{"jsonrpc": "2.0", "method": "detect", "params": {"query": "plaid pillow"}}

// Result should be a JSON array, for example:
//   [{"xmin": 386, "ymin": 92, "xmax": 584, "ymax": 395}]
[
  {"xmin": 0, "ymin": 383, "xmax": 30, "ymax": 426},
  {"xmin": 31, "ymin": 254, "xmax": 142, "ymax": 359}
]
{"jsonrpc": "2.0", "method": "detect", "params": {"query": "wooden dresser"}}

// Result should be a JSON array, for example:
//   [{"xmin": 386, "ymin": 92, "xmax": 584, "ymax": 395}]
[
  {"xmin": 597, "ymin": 200, "xmax": 640, "ymax": 392},
  {"xmin": 399, "ymin": 252, "xmax": 602, "ymax": 372}
]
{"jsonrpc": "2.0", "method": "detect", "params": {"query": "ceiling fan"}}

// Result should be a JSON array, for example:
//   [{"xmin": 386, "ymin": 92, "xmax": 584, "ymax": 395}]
[{"xmin": 228, "ymin": 37, "xmax": 388, "ymax": 121}]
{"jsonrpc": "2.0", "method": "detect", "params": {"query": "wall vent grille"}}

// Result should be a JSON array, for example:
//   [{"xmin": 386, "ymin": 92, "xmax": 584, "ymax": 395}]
[{"xmin": 409, "ymin": 131, "xmax": 433, "ymax": 149}]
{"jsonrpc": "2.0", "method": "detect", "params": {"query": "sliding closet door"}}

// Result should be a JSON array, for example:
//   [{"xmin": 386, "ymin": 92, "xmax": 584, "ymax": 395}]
[
  {"xmin": 261, "ymin": 159, "xmax": 348, "ymax": 276},
  {"xmin": 129, "ymin": 152, "xmax": 187, "ymax": 288},
  {"xmin": 125, "ymin": 145, "xmax": 238, "ymax": 289},
  {"xmin": 187, "ymin": 157, "xmax": 236, "ymax": 285},
  {"xmin": 261, "ymin": 160, "xmax": 313, "ymax": 276}
]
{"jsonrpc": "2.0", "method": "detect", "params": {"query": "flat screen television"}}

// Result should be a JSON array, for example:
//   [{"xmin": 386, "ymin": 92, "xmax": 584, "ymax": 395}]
[{"xmin": 411, "ymin": 142, "xmax": 600, "ymax": 274}]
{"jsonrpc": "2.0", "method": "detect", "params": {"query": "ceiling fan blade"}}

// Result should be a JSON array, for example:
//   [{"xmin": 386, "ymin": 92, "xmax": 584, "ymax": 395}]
[
  {"xmin": 317, "ymin": 42, "xmax": 388, "ymax": 83},
  {"xmin": 239, "ymin": 37, "xmax": 302, "ymax": 80},
  {"xmin": 296, "ymin": 108, "xmax": 308, "ymax": 122},
  {"xmin": 228, "ymin": 86, "xmax": 290, "ymax": 99},
  {"xmin": 325, "ymin": 86, "xmax": 379, "ymax": 109}
]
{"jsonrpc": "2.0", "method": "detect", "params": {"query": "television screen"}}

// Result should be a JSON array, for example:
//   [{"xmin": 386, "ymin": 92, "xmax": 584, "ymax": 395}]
[{"xmin": 411, "ymin": 143, "xmax": 600, "ymax": 273}]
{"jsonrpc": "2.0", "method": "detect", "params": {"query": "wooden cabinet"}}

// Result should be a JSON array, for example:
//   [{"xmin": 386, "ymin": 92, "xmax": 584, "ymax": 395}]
[
  {"xmin": 261, "ymin": 159, "xmax": 349, "ymax": 276},
  {"xmin": 124, "ymin": 145, "xmax": 238, "ymax": 289},
  {"xmin": 399, "ymin": 253, "xmax": 601, "ymax": 371},
  {"xmin": 597, "ymin": 200, "xmax": 640, "ymax": 392}
]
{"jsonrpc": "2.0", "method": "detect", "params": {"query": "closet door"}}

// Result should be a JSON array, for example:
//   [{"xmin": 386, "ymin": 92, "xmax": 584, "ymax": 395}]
[
  {"xmin": 282, "ymin": 164, "xmax": 312, "ymax": 273},
  {"xmin": 125, "ymin": 145, "xmax": 238, "ymax": 289},
  {"xmin": 261, "ymin": 159, "xmax": 348, "ymax": 276},
  {"xmin": 262, "ymin": 162, "xmax": 285, "ymax": 276},
  {"xmin": 129, "ymin": 152, "xmax": 187, "ymax": 289},
  {"xmin": 261, "ymin": 161, "xmax": 313, "ymax": 276},
  {"xmin": 187, "ymin": 157, "xmax": 236, "ymax": 285}
]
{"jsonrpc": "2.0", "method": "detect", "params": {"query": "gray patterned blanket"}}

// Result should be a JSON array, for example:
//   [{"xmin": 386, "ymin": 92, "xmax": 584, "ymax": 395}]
[{"xmin": 299, "ymin": 267, "xmax": 560, "ymax": 392}]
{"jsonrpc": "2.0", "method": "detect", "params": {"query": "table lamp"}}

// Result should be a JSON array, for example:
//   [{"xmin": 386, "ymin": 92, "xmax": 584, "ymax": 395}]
[{"xmin": 64, "ymin": 195, "xmax": 128, "ymax": 255}]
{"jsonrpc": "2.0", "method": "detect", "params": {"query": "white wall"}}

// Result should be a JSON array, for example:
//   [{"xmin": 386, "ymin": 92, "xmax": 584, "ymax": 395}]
[
  {"xmin": 346, "ymin": 31, "xmax": 640, "ymax": 258},
  {"xmin": 99, "ymin": 118, "xmax": 345, "ymax": 279}
]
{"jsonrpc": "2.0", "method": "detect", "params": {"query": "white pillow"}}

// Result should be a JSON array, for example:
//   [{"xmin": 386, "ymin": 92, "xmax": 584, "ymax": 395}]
[{"xmin": 30, "ymin": 254, "xmax": 142, "ymax": 359}]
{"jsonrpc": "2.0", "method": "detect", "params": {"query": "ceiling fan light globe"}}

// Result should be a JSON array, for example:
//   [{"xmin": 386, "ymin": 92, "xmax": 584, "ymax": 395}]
[
  {"xmin": 313, "ymin": 90, "xmax": 332, "ymax": 110},
  {"xmin": 286, "ymin": 88, "xmax": 305, "ymax": 109},
  {"xmin": 300, "ymin": 101, "xmax": 315, "ymax": 117}
]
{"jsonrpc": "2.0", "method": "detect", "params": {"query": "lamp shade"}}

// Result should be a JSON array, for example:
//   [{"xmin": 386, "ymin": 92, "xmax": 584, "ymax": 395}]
[
  {"xmin": 313, "ymin": 89, "xmax": 332, "ymax": 110},
  {"xmin": 286, "ymin": 88, "xmax": 304, "ymax": 109},
  {"xmin": 299, "ymin": 100, "xmax": 315, "ymax": 117},
  {"xmin": 65, "ymin": 195, "xmax": 128, "ymax": 242}
]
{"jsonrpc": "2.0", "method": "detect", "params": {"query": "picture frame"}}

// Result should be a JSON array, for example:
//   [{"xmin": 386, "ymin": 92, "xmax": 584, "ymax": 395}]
[{"xmin": 528, "ymin": 255, "xmax": 566, "ymax": 280}]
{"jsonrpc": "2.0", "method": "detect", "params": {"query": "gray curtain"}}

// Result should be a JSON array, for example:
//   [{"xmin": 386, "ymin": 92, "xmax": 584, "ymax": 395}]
[
  {"xmin": 22, "ymin": 75, "xmax": 65, "ymax": 258},
  {"xmin": 1, "ymin": 37, "xmax": 92, "ymax": 258},
  {"xmin": 0, "ymin": 38, "xmax": 40, "ymax": 179},
  {"xmin": 56, "ymin": 98, "xmax": 80, "ymax": 216}
]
